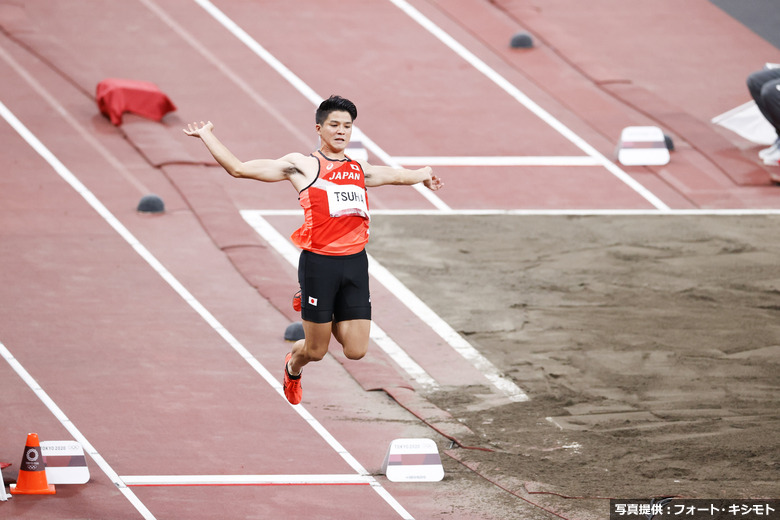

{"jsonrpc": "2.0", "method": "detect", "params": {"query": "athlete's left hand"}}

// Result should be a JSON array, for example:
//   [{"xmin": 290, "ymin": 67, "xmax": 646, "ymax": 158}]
[{"xmin": 424, "ymin": 172, "xmax": 443, "ymax": 191}]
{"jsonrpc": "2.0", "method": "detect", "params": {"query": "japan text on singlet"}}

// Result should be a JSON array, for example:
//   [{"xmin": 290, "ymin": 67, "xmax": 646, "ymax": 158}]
[{"xmin": 291, "ymin": 151, "xmax": 370, "ymax": 256}]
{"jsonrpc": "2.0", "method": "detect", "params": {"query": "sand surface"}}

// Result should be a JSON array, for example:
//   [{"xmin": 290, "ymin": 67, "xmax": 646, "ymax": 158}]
[{"xmin": 367, "ymin": 214, "xmax": 780, "ymax": 509}]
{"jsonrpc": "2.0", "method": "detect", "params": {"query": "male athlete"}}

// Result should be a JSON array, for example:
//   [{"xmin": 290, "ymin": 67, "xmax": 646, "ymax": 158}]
[{"xmin": 184, "ymin": 95, "xmax": 443, "ymax": 404}]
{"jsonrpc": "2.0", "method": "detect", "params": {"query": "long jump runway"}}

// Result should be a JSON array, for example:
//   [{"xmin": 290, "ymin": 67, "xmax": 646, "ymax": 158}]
[{"xmin": 1, "ymin": 1, "xmax": 778, "ymax": 519}]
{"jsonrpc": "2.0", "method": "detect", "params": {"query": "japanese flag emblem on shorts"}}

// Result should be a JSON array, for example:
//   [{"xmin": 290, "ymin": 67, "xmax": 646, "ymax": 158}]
[{"xmin": 308, "ymin": 296, "xmax": 318, "ymax": 306}]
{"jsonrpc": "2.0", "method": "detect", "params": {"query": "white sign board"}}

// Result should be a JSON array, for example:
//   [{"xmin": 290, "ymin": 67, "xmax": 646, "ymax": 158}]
[
  {"xmin": 617, "ymin": 126, "xmax": 670, "ymax": 166},
  {"xmin": 41, "ymin": 441, "xmax": 89, "ymax": 484},
  {"xmin": 381, "ymin": 438, "xmax": 443, "ymax": 482}
]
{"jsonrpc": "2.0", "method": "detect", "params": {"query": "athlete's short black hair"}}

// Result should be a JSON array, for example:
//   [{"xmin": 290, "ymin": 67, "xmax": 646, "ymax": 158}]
[{"xmin": 316, "ymin": 95, "xmax": 357, "ymax": 125}]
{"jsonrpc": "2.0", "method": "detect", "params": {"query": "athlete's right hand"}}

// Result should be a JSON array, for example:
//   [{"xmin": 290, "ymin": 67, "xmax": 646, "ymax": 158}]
[{"xmin": 183, "ymin": 121, "xmax": 214, "ymax": 138}]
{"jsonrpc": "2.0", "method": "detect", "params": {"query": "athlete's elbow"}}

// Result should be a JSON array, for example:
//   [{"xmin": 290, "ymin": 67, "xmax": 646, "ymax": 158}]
[{"xmin": 229, "ymin": 163, "xmax": 251, "ymax": 179}]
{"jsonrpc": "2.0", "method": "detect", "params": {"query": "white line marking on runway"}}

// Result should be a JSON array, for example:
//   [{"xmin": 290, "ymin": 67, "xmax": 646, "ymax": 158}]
[
  {"xmin": 0, "ymin": 44, "xmax": 151, "ymax": 195},
  {"xmin": 393, "ymin": 156, "xmax": 602, "ymax": 166},
  {"xmin": 386, "ymin": 0, "xmax": 670, "ymax": 211},
  {"xmin": 121, "ymin": 474, "xmax": 374, "ymax": 486},
  {"xmin": 189, "ymin": 0, "xmax": 449, "ymax": 213},
  {"xmin": 0, "ymin": 341, "xmax": 157, "ymax": 520},
  {"xmin": 140, "ymin": 0, "xmax": 312, "ymax": 147},
  {"xmin": 241, "ymin": 210, "xmax": 528, "ymax": 402},
  {"xmin": 0, "ymin": 100, "xmax": 414, "ymax": 520}
]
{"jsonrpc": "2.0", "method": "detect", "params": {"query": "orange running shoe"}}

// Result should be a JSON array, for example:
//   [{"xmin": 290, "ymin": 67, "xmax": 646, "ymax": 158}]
[
  {"xmin": 292, "ymin": 290, "xmax": 301, "ymax": 312},
  {"xmin": 283, "ymin": 352, "xmax": 302, "ymax": 405}
]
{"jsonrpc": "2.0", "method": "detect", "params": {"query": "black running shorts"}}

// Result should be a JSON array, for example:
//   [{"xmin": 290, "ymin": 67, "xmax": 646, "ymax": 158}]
[{"xmin": 298, "ymin": 249, "xmax": 372, "ymax": 324}]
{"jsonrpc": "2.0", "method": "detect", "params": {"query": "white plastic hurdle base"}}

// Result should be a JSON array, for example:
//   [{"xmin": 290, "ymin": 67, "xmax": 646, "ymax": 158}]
[
  {"xmin": 617, "ymin": 126, "xmax": 670, "ymax": 166},
  {"xmin": 381, "ymin": 438, "xmax": 444, "ymax": 482}
]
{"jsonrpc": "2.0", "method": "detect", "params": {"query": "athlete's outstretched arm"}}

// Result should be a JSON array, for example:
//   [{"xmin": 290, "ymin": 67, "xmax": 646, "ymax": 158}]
[
  {"xmin": 363, "ymin": 164, "xmax": 443, "ymax": 191},
  {"xmin": 184, "ymin": 121, "xmax": 300, "ymax": 182}
]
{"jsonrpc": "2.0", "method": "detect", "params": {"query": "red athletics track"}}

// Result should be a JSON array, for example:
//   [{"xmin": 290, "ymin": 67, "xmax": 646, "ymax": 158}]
[{"xmin": 1, "ymin": 1, "xmax": 779, "ymax": 519}]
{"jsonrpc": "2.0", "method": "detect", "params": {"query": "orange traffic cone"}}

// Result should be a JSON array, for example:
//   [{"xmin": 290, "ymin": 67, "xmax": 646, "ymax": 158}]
[{"xmin": 9, "ymin": 433, "xmax": 56, "ymax": 495}]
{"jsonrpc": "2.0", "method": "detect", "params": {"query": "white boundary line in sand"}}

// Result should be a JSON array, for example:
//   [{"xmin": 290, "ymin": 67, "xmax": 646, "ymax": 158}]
[
  {"xmin": 380, "ymin": 208, "xmax": 780, "ymax": 216},
  {"xmin": 243, "ymin": 208, "xmax": 780, "ymax": 217},
  {"xmin": 241, "ymin": 210, "xmax": 529, "ymax": 402},
  {"xmin": 0, "ymin": 100, "xmax": 415, "ymax": 520}
]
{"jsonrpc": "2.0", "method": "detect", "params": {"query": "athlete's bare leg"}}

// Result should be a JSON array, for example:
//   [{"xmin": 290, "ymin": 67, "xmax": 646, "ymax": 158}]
[
  {"xmin": 288, "ymin": 320, "xmax": 331, "ymax": 376},
  {"xmin": 288, "ymin": 319, "xmax": 370, "ymax": 375},
  {"xmin": 332, "ymin": 319, "xmax": 371, "ymax": 360}
]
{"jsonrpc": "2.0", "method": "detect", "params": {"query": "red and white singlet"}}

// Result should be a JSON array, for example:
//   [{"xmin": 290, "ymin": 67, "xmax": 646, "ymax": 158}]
[{"xmin": 290, "ymin": 151, "xmax": 370, "ymax": 255}]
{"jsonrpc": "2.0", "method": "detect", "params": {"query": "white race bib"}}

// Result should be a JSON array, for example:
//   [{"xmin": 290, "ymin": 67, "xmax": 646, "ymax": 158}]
[{"xmin": 326, "ymin": 184, "xmax": 369, "ymax": 219}]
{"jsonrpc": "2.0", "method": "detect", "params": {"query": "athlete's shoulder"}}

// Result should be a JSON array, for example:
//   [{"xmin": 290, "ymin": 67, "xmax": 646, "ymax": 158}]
[
  {"xmin": 280, "ymin": 151, "xmax": 312, "ymax": 163},
  {"xmin": 281, "ymin": 152, "xmax": 318, "ymax": 175},
  {"xmin": 355, "ymin": 158, "xmax": 377, "ymax": 177}
]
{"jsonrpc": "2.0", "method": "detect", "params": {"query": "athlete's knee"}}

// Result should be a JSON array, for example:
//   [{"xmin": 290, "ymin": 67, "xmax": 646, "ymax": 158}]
[
  {"xmin": 344, "ymin": 349, "xmax": 366, "ymax": 361},
  {"xmin": 308, "ymin": 351, "xmax": 327, "ymax": 362},
  {"xmin": 296, "ymin": 336, "xmax": 329, "ymax": 363},
  {"xmin": 332, "ymin": 319, "xmax": 370, "ymax": 360},
  {"xmin": 299, "ymin": 320, "xmax": 334, "ymax": 363},
  {"xmin": 342, "ymin": 340, "xmax": 368, "ymax": 360},
  {"xmin": 302, "ymin": 342, "xmax": 328, "ymax": 362}
]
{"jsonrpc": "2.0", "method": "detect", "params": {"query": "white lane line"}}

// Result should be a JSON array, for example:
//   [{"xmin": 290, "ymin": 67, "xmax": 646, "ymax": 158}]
[
  {"xmin": 241, "ymin": 210, "xmax": 527, "ymax": 402},
  {"xmin": 393, "ymin": 156, "xmax": 601, "ymax": 166},
  {"xmin": 139, "ymin": 0, "xmax": 312, "ymax": 148},
  {"xmin": 0, "ymin": 101, "xmax": 414, "ymax": 520},
  {"xmin": 0, "ymin": 44, "xmax": 151, "ymax": 195},
  {"xmin": 386, "ymin": 0, "xmax": 670, "ymax": 211},
  {"xmin": 121, "ymin": 474, "xmax": 374, "ymax": 486},
  {"xmin": 240, "ymin": 211, "xmax": 439, "ymax": 392},
  {"xmin": 0, "ymin": 341, "xmax": 157, "ymax": 520},
  {"xmin": 189, "ymin": 0, "xmax": 449, "ymax": 212}
]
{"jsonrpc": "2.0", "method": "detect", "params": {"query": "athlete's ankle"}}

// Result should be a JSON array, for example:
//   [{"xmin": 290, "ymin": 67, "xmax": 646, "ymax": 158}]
[{"xmin": 287, "ymin": 360, "xmax": 302, "ymax": 377}]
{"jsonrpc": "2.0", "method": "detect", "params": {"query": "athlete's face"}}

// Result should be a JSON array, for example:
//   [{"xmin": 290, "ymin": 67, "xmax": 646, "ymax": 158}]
[{"xmin": 317, "ymin": 110, "xmax": 353, "ymax": 154}]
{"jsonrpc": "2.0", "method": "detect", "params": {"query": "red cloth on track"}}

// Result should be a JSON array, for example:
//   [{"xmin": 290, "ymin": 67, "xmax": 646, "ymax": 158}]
[{"xmin": 96, "ymin": 78, "xmax": 176, "ymax": 125}]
